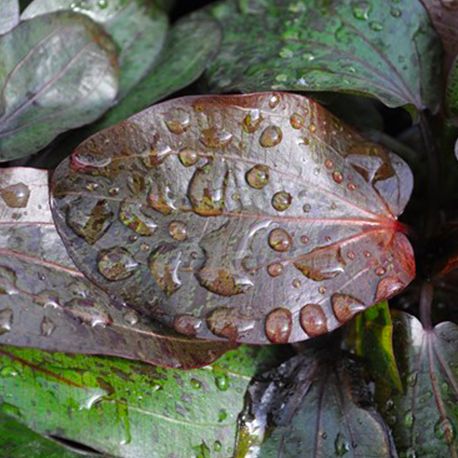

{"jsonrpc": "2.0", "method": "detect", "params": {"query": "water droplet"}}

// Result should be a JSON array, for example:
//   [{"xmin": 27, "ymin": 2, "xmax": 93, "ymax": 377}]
[
  {"xmin": 40, "ymin": 317, "xmax": 55, "ymax": 336},
  {"xmin": 141, "ymin": 141, "xmax": 172, "ymax": 168},
  {"xmin": 404, "ymin": 411, "xmax": 414, "ymax": 428},
  {"xmin": 72, "ymin": 151, "xmax": 111, "ymax": 171},
  {"xmin": 0, "ymin": 266, "xmax": 17, "ymax": 296},
  {"xmin": 404, "ymin": 447, "xmax": 417, "ymax": 458},
  {"xmin": 300, "ymin": 304, "xmax": 328, "ymax": 336},
  {"xmin": 332, "ymin": 171, "xmax": 344, "ymax": 183},
  {"xmin": 0, "ymin": 183, "xmax": 30, "ymax": 208},
  {"xmin": 265, "ymin": 308, "xmax": 292, "ymax": 343},
  {"xmin": 164, "ymin": 108, "xmax": 191, "ymax": 134},
  {"xmin": 332, "ymin": 294, "xmax": 365, "ymax": 322},
  {"xmin": 168, "ymin": 221, "xmax": 188, "ymax": 241},
  {"xmin": 292, "ymin": 278, "xmax": 301, "ymax": 288},
  {"xmin": 173, "ymin": 314, "xmax": 202, "ymax": 336},
  {"xmin": 364, "ymin": 251, "xmax": 371, "ymax": 257},
  {"xmin": 218, "ymin": 409, "xmax": 228, "ymax": 422},
  {"xmin": 0, "ymin": 308, "xmax": 13, "ymax": 335},
  {"xmin": 127, "ymin": 173, "xmax": 146, "ymax": 195},
  {"xmin": 303, "ymin": 203, "xmax": 312, "ymax": 213},
  {"xmin": 97, "ymin": 0, "xmax": 108, "ymax": 8},
  {"xmin": 334, "ymin": 432, "xmax": 350, "ymax": 456},
  {"xmin": 406, "ymin": 371, "xmax": 417, "ymax": 387},
  {"xmin": 325, "ymin": 159, "xmax": 334, "ymax": 169},
  {"xmin": 65, "ymin": 299, "xmax": 112, "ymax": 327},
  {"xmin": 272, "ymin": 191, "xmax": 292, "ymax": 211},
  {"xmin": 295, "ymin": 245, "xmax": 346, "ymax": 281},
  {"xmin": 434, "ymin": 417, "xmax": 456, "ymax": 444},
  {"xmin": 148, "ymin": 245, "xmax": 182, "ymax": 296},
  {"xmin": 267, "ymin": 262, "xmax": 284, "ymax": 277},
  {"xmin": 97, "ymin": 247, "xmax": 138, "ymax": 281},
  {"xmin": 318, "ymin": 286, "xmax": 326, "ymax": 294},
  {"xmin": 190, "ymin": 378, "xmax": 202, "ymax": 389},
  {"xmin": 119, "ymin": 201, "xmax": 157, "ymax": 236},
  {"xmin": 390, "ymin": 7, "xmax": 401, "ymax": 17},
  {"xmin": 352, "ymin": 1, "xmax": 371, "ymax": 20},
  {"xmin": 123, "ymin": 310, "xmax": 138, "ymax": 326},
  {"xmin": 200, "ymin": 127, "xmax": 232, "ymax": 148},
  {"xmin": 259, "ymin": 125, "xmax": 283, "ymax": 147},
  {"xmin": 347, "ymin": 182, "xmax": 357, "ymax": 191},
  {"xmin": 269, "ymin": 94, "xmax": 280, "ymax": 108},
  {"xmin": 242, "ymin": 110, "xmax": 263, "ymax": 133},
  {"xmin": 246, "ymin": 164, "xmax": 270, "ymax": 189},
  {"xmin": 290, "ymin": 113, "xmax": 305, "ymax": 129},
  {"xmin": 206, "ymin": 307, "xmax": 255, "ymax": 341},
  {"xmin": 214, "ymin": 440, "xmax": 222, "ymax": 452},
  {"xmin": 178, "ymin": 148, "xmax": 199, "ymax": 167},
  {"xmin": 214, "ymin": 372, "xmax": 229, "ymax": 391},
  {"xmin": 370, "ymin": 21, "xmax": 383, "ymax": 31},
  {"xmin": 375, "ymin": 266, "xmax": 386, "ymax": 276},
  {"xmin": 300, "ymin": 235, "xmax": 309, "ymax": 244},
  {"xmin": 268, "ymin": 228, "xmax": 292, "ymax": 252},
  {"xmin": 375, "ymin": 276, "xmax": 405, "ymax": 302}
]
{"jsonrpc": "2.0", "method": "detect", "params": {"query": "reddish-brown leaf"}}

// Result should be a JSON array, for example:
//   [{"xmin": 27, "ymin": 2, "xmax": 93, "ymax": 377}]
[
  {"xmin": 51, "ymin": 92, "xmax": 416, "ymax": 344},
  {"xmin": 0, "ymin": 167, "xmax": 230, "ymax": 368}
]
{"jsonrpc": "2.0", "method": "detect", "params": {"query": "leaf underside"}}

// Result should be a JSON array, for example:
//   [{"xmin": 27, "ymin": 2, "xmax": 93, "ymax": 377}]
[
  {"xmin": 0, "ymin": 167, "xmax": 230, "ymax": 369},
  {"xmin": 0, "ymin": 0, "xmax": 19, "ymax": 35},
  {"xmin": 51, "ymin": 92, "xmax": 415, "ymax": 345}
]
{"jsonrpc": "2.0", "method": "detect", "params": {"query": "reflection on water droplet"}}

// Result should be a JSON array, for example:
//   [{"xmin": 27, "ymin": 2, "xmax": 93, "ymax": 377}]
[
  {"xmin": 295, "ymin": 245, "xmax": 345, "ymax": 281},
  {"xmin": 149, "ymin": 245, "xmax": 182, "ymax": 296},
  {"xmin": 246, "ymin": 164, "xmax": 270, "ymax": 189},
  {"xmin": 214, "ymin": 371, "xmax": 229, "ymax": 391},
  {"xmin": 331, "ymin": 294, "xmax": 365, "ymax": 322},
  {"xmin": 119, "ymin": 201, "xmax": 157, "ymax": 236},
  {"xmin": 290, "ymin": 113, "xmax": 305, "ymax": 129},
  {"xmin": 200, "ymin": 127, "xmax": 232, "ymax": 148},
  {"xmin": 40, "ymin": 316, "xmax": 55, "ymax": 336},
  {"xmin": 268, "ymin": 228, "xmax": 292, "ymax": 252},
  {"xmin": 0, "ymin": 183, "xmax": 30, "ymax": 208},
  {"xmin": 434, "ymin": 417, "xmax": 456, "ymax": 444},
  {"xmin": 334, "ymin": 432, "xmax": 350, "ymax": 456},
  {"xmin": 300, "ymin": 235, "xmax": 309, "ymax": 244},
  {"xmin": 242, "ymin": 110, "xmax": 263, "ymax": 133},
  {"xmin": 173, "ymin": 314, "xmax": 202, "ymax": 336},
  {"xmin": 0, "ymin": 308, "xmax": 13, "ymax": 335},
  {"xmin": 269, "ymin": 94, "xmax": 280, "ymax": 108},
  {"xmin": 259, "ymin": 125, "xmax": 283, "ymax": 147},
  {"xmin": 265, "ymin": 308, "xmax": 292, "ymax": 343},
  {"xmin": 178, "ymin": 148, "xmax": 199, "ymax": 167},
  {"xmin": 164, "ymin": 108, "xmax": 191, "ymax": 134},
  {"xmin": 272, "ymin": 191, "xmax": 292, "ymax": 211},
  {"xmin": 168, "ymin": 221, "xmax": 188, "ymax": 241},
  {"xmin": 98, "ymin": 247, "xmax": 138, "ymax": 281},
  {"xmin": 300, "ymin": 304, "xmax": 328, "ymax": 337},
  {"xmin": 267, "ymin": 262, "xmax": 284, "ymax": 277},
  {"xmin": 303, "ymin": 203, "xmax": 312, "ymax": 213},
  {"xmin": 123, "ymin": 310, "xmax": 138, "ymax": 326}
]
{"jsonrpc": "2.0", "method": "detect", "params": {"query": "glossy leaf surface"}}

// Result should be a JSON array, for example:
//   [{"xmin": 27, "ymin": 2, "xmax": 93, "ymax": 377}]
[
  {"xmin": 51, "ymin": 92, "xmax": 415, "ymax": 345},
  {"xmin": 377, "ymin": 312, "xmax": 458, "ymax": 457},
  {"xmin": 204, "ymin": 0, "xmax": 442, "ymax": 112},
  {"xmin": 0, "ymin": 0, "xmax": 19, "ymax": 35},
  {"xmin": 0, "ymin": 168, "xmax": 229, "ymax": 369},
  {"xmin": 0, "ymin": 12, "xmax": 118, "ymax": 162},
  {"xmin": 22, "ymin": 0, "xmax": 168, "ymax": 97},
  {"xmin": 234, "ymin": 350, "xmax": 397, "ymax": 457},
  {"xmin": 0, "ymin": 345, "xmax": 283, "ymax": 458}
]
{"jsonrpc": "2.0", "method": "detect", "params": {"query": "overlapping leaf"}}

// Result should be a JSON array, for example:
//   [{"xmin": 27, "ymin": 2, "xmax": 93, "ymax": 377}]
[
  {"xmin": 204, "ymin": 0, "xmax": 442, "ymax": 113},
  {"xmin": 375, "ymin": 312, "xmax": 458, "ymax": 457},
  {"xmin": 0, "ymin": 345, "xmax": 283, "ymax": 458},
  {"xmin": 0, "ymin": 0, "xmax": 19, "ymax": 35},
  {"xmin": 0, "ymin": 167, "xmax": 230, "ymax": 369},
  {"xmin": 22, "ymin": 0, "xmax": 168, "ymax": 97},
  {"xmin": 234, "ymin": 350, "xmax": 397, "ymax": 457},
  {"xmin": 0, "ymin": 12, "xmax": 119, "ymax": 162},
  {"xmin": 51, "ymin": 92, "xmax": 415, "ymax": 345}
]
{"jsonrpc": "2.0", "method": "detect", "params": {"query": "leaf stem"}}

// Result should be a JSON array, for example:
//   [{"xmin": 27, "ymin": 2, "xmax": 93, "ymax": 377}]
[{"xmin": 419, "ymin": 281, "xmax": 433, "ymax": 330}]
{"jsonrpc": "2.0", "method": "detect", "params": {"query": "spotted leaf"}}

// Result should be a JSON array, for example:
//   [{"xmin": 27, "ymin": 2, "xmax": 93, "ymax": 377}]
[{"xmin": 51, "ymin": 92, "xmax": 416, "ymax": 345}]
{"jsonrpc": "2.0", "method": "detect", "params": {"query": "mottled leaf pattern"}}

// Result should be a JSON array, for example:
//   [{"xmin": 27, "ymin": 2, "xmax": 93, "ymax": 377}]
[
  {"xmin": 0, "ymin": 12, "xmax": 118, "ymax": 161},
  {"xmin": 51, "ymin": 92, "xmax": 415, "ymax": 345},
  {"xmin": 0, "ymin": 345, "xmax": 283, "ymax": 458},
  {"xmin": 204, "ymin": 0, "xmax": 442, "ymax": 112},
  {"xmin": 0, "ymin": 0, "xmax": 19, "ymax": 35},
  {"xmin": 0, "ymin": 168, "xmax": 229, "ymax": 368},
  {"xmin": 22, "ymin": 0, "xmax": 168, "ymax": 97}
]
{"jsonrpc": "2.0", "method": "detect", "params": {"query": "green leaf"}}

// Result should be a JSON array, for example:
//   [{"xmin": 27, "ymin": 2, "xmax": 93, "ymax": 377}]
[
  {"xmin": 0, "ymin": 345, "xmax": 283, "ymax": 458},
  {"xmin": 0, "ymin": 12, "xmax": 118, "ymax": 162},
  {"xmin": 447, "ymin": 56, "xmax": 458, "ymax": 121},
  {"xmin": 235, "ymin": 349, "xmax": 397, "ymax": 457},
  {"xmin": 0, "ymin": 0, "xmax": 19, "ymax": 35},
  {"xmin": 350, "ymin": 301, "xmax": 403, "ymax": 395},
  {"xmin": 205, "ymin": 0, "xmax": 442, "ymax": 112},
  {"xmin": 0, "ymin": 412, "xmax": 87, "ymax": 458},
  {"xmin": 22, "ymin": 0, "xmax": 168, "ymax": 97},
  {"xmin": 94, "ymin": 11, "xmax": 222, "ymax": 130},
  {"xmin": 377, "ymin": 311, "xmax": 458, "ymax": 457}
]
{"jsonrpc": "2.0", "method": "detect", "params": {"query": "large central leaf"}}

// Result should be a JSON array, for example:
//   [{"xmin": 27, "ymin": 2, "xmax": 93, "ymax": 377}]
[{"xmin": 51, "ymin": 92, "xmax": 415, "ymax": 345}]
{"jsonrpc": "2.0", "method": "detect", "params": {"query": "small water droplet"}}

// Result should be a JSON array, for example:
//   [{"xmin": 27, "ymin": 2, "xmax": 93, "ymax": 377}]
[
  {"xmin": 404, "ymin": 411, "xmax": 414, "ymax": 428},
  {"xmin": 268, "ymin": 94, "xmax": 280, "ymax": 108},
  {"xmin": 332, "ymin": 294, "xmax": 365, "ymax": 322},
  {"xmin": 325, "ymin": 159, "xmax": 334, "ymax": 169},
  {"xmin": 97, "ymin": 247, "xmax": 138, "ymax": 281},
  {"xmin": 300, "ymin": 235, "xmax": 309, "ymax": 244},
  {"xmin": 218, "ymin": 409, "xmax": 228, "ymax": 422},
  {"xmin": 370, "ymin": 21, "xmax": 383, "ymax": 31},
  {"xmin": 259, "ymin": 125, "xmax": 283, "ymax": 147},
  {"xmin": 347, "ymin": 182, "xmax": 357, "ymax": 191},
  {"xmin": 72, "ymin": 151, "xmax": 111, "ymax": 171},
  {"xmin": 290, "ymin": 113, "xmax": 305, "ymax": 129},
  {"xmin": 168, "ymin": 221, "xmax": 188, "ymax": 241},
  {"xmin": 40, "ymin": 317, "xmax": 55, "ymax": 336},
  {"xmin": 149, "ymin": 245, "xmax": 182, "ymax": 296},
  {"xmin": 214, "ymin": 372, "xmax": 229, "ymax": 391},
  {"xmin": 335, "ymin": 432, "xmax": 350, "ymax": 456},
  {"xmin": 0, "ymin": 308, "xmax": 13, "ymax": 335},
  {"xmin": 213, "ymin": 440, "xmax": 222, "ymax": 452},
  {"xmin": 246, "ymin": 164, "xmax": 270, "ymax": 189},
  {"xmin": 123, "ymin": 310, "xmax": 138, "ymax": 326},
  {"xmin": 300, "ymin": 304, "xmax": 328, "ymax": 336},
  {"xmin": 0, "ymin": 183, "xmax": 30, "ymax": 208},
  {"xmin": 268, "ymin": 228, "xmax": 292, "ymax": 252},
  {"xmin": 173, "ymin": 314, "xmax": 202, "ymax": 336},
  {"xmin": 303, "ymin": 203, "xmax": 312, "ymax": 213},
  {"xmin": 352, "ymin": 1, "xmax": 371, "ymax": 20},
  {"xmin": 164, "ymin": 108, "xmax": 191, "ymax": 134},
  {"xmin": 390, "ymin": 7, "xmax": 401, "ymax": 17},
  {"xmin": 178, "ymin": 148, "xmax": 199, "ymax": 167},
  {"xmin": 292, "ymin": 278, "xmax": 301, "ymax": 288},
  {"xmin": 265, "ymin": 308, "xmax": 292, "ymax": 343},
  {"xmin": 375, "ymin": 266, "xmax": 386, "ymax": 276},
  {"xmin": 119, "ymin": 201, "xmax": 157, "ymax": 236},
  {"xmin": 190, "ymin": 378, "xmax": 202, "ymax": 390},
  {"xmin": 200, "ymin": 127, "xmax": 232, "ymax": 148},
  {"xmin": 65, "ymin": 299, "xmax": 112, "ymax": 327},
  {"xmin": 272, "ymin": 191, "xmax": 292, "ymax": 211},
  {"xmin": 332, "ymin": 171, "xmax": 344, "ymax": 183},
  {"xmin": 406, "ymin": 371, "xmax": 417, "ymax": 387},
  {"xmin": 141, "ymin": 142, "xmax": 172, "ymax": 168},
  {"xmin": 242, "ymin": 110, "xmax": 263, "ymax": 133},
  {"xmin": 267, "ymin": 262, "xmax": 284, "ymax": 277}
]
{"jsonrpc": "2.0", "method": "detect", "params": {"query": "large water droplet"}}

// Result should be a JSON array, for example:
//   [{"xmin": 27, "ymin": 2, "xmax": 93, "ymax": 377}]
[
  {"xmin": 242, "ymin": 110, "xmax": 263, "ymax": 133},
  {"xmin": 97, "ymin": 247, "xmax": 138, "ymax": 281},
  {"xmin": 200, "ymin": 127, "xmax": 232, "ymax": 148},
  {"xmin": 246, "ymin": 164, "xmax": 270, "ymax": 189},
  {"xmin": 272, "ymin": 191, "xmax": 292, "ymax": 211},
  {"xmin": 331, "ymin": 294, "xmax": 365, "ymax": 322},
  {"xmin": 148, "ymin": 245, "xmax": 182, "ymax": 296},
  {"xmin": 295, "ymin": 245, "xmax": 346, "ymax": 281},
  {"xmin": 268, "ymin": 228, "xmax": 292, "ymax": 252},
  {"xmin": 265, "ymin": 308, "xmax": 292, "ymax": 343},
  {"xmin": 178, "ymin": 148, "xmax": 199, "ymax": 167},
  {"xmin": 164, "ymin": 108, "xmax": 191, "ymax": 134},
  {"xmin": 168, "ymin": 221, "xmax": 188, "ymax": 241},
  {"xmin": 72, "ymin": 150, "xmax": 112, "ymax": 172},
  {"xmin": 0, "ymin": 183, "xmax": 30, "ymax": 208},
  {"xmin": 206, "ymin": 307, "xmax": 255, "ymax": 341},
  {"xmin": 65, "ymin": 299, "xmax": 112, "ymax": 327},
  {"xmin": 300, "ymin": 304, "xmax": 328, "ymax": 337},
  {"xmin": 0, "ymin": 308, "xmax": 13, "ymax": 335},
  {"xmin": 259, "ymin": 125, "xmax": 283, "ymax": 147},
  {"xmin": 119, "ymin": 201, "xmax": 157, "ymax": 236}
]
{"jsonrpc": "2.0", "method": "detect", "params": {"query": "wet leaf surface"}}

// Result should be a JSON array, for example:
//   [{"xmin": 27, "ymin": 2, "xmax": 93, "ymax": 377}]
[
  {"xmin": 0, "ymin": 12, "xmax": 118, "ymax": 162},
  {"xmin": 51, "ymin": 92, "xmax": 416, "ymax": 345},
  {"xmin": 234, "ymin": 349, "xmax": 397, "ymax": 457},
  {"xmin": 0, "ymin": 167, "xmax": 230, "ymax": 369},
  {"xmin": 0, "ymin": 0, "xmax": 19, "ymax": 35},
  {"xmin": 22, "ymin": 0, "xmax": 168, "ymax": 97},
  {"xmin": 0, "ymin": 345, "xmax": 283, "ymax": 458},
  {"xmin": 204, "ymin": 0, "xmax": 442, "ymax": 112},
  {"xmin": 377, "ymin": 312, "xmax": 458, "ymax": 457}
]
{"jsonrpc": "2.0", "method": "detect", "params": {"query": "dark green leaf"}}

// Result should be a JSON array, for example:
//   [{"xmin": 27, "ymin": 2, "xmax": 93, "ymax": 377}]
[
  {"xmin": 0, "ymin": 345, "xmax": 283, "ymax": 458},
  {"xmin": 447, "ymin": 56, "xmax": 458, "ymax": 120},
  {"xmin": 22, "ymin": 0, "xmax": 168, "ymax": 97},
  {"xmin": 235, "ymin": 350, "xmax": 397, "ymax": 457},
  {"xmin": 377, "ymin": 312, "xmax": 458, "ymax": 457},
  {"xmin": 0, "ymin": 0, "xmax": 19, "ymax": 35},
  {"xmin": 205, "ymin": 0, "xmax": 442, "ymax": 112},
  {"xmin": 0, "ymin": 12, "xmax": 118, "ymax": 162},
  {"xmin": 0, "ymin": 167, "xmax": 230, "ymax": 369}
]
